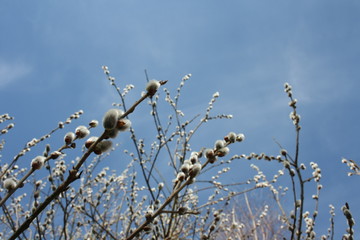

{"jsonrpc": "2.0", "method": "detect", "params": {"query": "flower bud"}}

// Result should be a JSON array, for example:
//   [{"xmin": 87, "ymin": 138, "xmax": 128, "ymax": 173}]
[
  {"xmin": 3, "ymin": 178, "xmax": 16, "ymax": 191},
  {"xmin": 117, "ymin": 118, "xmax": 131, "ymax": 131},
  {"xmin": 43, "ymin": 144, "xmax": 51, "ymax": 157},
  {"xmin": 85, "ymin": 136, "xmax": 99, "ymax": 149},
  {"xmin": 180, "ymin": 163, "xmax": 190, "ymax": 174},
  {"xmin": 75, "ymin": 126, "xmax": 90, "ymax": 139},
  {"xmin": 280, "ymin": 149, "xmax": 287, "ymax": 156},
  {"xmin": 93, "ymin": 148, "xmax": 102, "ymax": 155},
  {"xmin": 205, "ymin": 148, "xmax": 217, "ymax": 163},
  {"xmin": 214, "ymin": 140, "xmax": 226, "ymax": 150},
  {"xmin": 94, "ymin": 140, "xmax": 113, "ymax": 155},
  {"xmin": 34, "ymin": 190, "xmax": 40, "ymax": 199},
  {"xmin": 145, "ymin": 207, "xmax": 153, "ymax": 221},
  {"xmin": 105, "ymin": 128, "xmax": 119, "ymax": 139},
  {"xmin": 177, "ymin": 172, "xmax": 186, "ymax": 182},
  {"xmin": 236, "ymin": 133, "xmax": 245, "ymax": 142},
  {"xmin": 190, "ymin": 154, "xmax": 198, "ymax": 164},
  {"xmin": 50, "ymin": 151, "xmax": 62, "ymax": 159},
  {"xmin": 103, "ymin": 109, "xmax": 123, "ymax": 130},
  {"xmin": 217, "ymin": 147, "xmax": 230, "ymax": 157},
  {"xmin": 146, "ymin": 80, "xmax": 161, "ymax": 96},
  {"xmin": 189, "ymin": 163, "xmax": 202, "ymax": 178},
  {"xmin": 342, "ymin": 208, "xmax": 352, "ymax": 219},
  {"xmin": 204, "ymin": 149, "xmax": 215, "ymax": 159},
  {"xmin": 225, "ymin": 132, "xmax": 237, "ymax": 143},
  {"xmin": 208, "ymin": 156, "xmax": 217, "ymax": 164},
  {"xmin": 31, "ymin": 156, "xmax": 45, "ymax": 170},
  {"xmin": 158, "ymin": 182, "xmax": 164, "ymax": 190},
  {"xmin": 89, "ymin": 120, "xmax": 99, "ymax": 128},
  {"xmin": 64, "ymin": 132, "xmax": 75, "ymax": 144}
]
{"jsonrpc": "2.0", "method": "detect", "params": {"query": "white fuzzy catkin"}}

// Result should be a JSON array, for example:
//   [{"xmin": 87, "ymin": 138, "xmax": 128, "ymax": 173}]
[
  {"xmin": 205, "ymin": 149, "xmax": 215, "ymax": 159},
  {"xmin": 3, "ymin": 178, "xmax": 16, "ymax": 191},
  {"xmin": 75, "ymin": 126, "xmax": 90, "ymax": 139},
  {"xmin": 85, "ymin": 136, "xmax": 99, "ymax": 149},
  {"xmin": 236, "ymin": 133, "xmax": 245, "ymax": 142},
  {"xmin": 50, "ymin": 151, "xmax": 62, "ymax": 159},
  {"xmin": 217, "ymin": 147, "xmax": 230, "ymax": 157},
  {"xmin": 106, "ymin": 128, "xmax": 119, "ymax": 139},
  {"xmin": 205, "ymin": 148, "xmax": 217, "ymax": 164},
  {"xmin": 280, "ymin": 149, "xmax": 287, "ymax": 156},
  {"xmin": 214, "ymin": 140, "xmax": 226, "ymax": 150},
  {"xmin": 180, "ymin": 163, "xmax": 190, "ymax": 174},
  {"xmin": 146, "ymin": 80, "xmax": 161, "ymax": 96},
  {"xmin": 98, "ymin": 140, "xmax": 113, "ymax": 152},
  {"xmin": 31, "ymin": 156, "xmax": 46, "ymax": 170},
  {"xmin": 177, "ymin": 172, "xmax": 186, "ymax": 182},
  {"xmin": 103, "ymin": 109, "xmax": 120, "ymax": 130},
  {"xmin": 226, "ymin": 132, "xmax": 237, "ymax": 143},
  {"xmin": 189, "ymin": 163, "xmax": 202, "ymax": 178},
  {"xmin": 89, "ymin": 120, "xmax": 99, "ymax": 128},
  {"xmin": 117, "ymin": 118, "xmax": 131, "ymax": 131},
  {"xmin": 64, "ymin": 132, "xmax": 75, "ymax": 144}
]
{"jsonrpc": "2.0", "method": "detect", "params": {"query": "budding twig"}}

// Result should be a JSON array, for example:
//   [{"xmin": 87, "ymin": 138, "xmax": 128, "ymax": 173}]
[{"xmin": 9, "ymin": 89, "xmax": 156, "ymax": 239}]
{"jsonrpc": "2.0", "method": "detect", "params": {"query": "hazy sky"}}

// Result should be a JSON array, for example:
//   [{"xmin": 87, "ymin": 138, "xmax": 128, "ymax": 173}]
[{"xmin": 1, "ymin": 1, "xmax": 360, "ymax": 238}]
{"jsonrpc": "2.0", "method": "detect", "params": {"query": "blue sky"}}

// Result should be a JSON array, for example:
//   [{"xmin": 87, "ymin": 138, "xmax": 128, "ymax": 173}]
[{"xmin": 1, "ymin": 1, "xmax": 360, "ymax": 237}]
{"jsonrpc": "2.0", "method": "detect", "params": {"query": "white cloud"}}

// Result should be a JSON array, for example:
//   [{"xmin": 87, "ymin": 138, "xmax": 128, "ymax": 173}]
[{"xmin": 0, "ymin": 60, "xmax": 32, "ymax": 88}]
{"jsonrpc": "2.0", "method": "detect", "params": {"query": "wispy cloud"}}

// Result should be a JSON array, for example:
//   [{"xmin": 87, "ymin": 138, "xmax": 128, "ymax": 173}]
[
  {"xmin": 0, "ymin": 59, "xmax": 32, "ymax": 89},
  {"xmin": 285, "ymin": 46, "xmax": 353, "ymax": 105}
]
